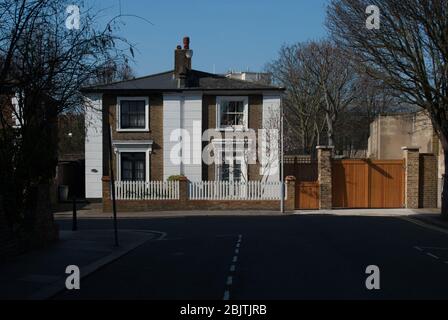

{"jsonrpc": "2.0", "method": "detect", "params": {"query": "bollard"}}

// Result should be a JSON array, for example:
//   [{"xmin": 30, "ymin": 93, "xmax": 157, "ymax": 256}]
[{"xmin": 72, "ymin": 196, "xmax": 77, "ymax": 231}]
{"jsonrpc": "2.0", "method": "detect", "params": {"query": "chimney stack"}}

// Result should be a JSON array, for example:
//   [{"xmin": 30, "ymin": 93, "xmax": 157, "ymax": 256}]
[{"xmin": 174, "ymin": 36, "xmax": 193, "ymax": 87}]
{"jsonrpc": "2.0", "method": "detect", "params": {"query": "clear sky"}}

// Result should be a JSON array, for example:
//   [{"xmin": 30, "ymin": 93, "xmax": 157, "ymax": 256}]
[{"xmin": 86, "ymin": 0, "xmax": 329, "ymax": 76}]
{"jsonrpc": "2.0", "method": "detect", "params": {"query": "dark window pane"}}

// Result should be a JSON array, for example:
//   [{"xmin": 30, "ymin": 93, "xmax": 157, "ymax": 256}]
[
  {"xmin": 233, "ymin": 164, "xmax": 242, "ymax": 181},
  {"xmin": 121, "ymin": 153, "xmax": 146, "ymax": 181},
  {"xmin": 236, "ymin": 101, "xmax": 244, "ymax": 113},
  {"xmin": 120, "ymin": 100, "xmax": 146, "ymax": 129},
  {"xmin": 135, "ymin": 160, "xmax": 145, "ymax": 181},
  {"xmin": 220, "ymin": 164, "xmax": 230, "ymax": 181},
  {"xmin": 228, "ymin": 101, "xmax": 236, "ymax": 113},
  {"xmin": 235, "ymin": 113, "xmax": 244, "ymax": 125}
]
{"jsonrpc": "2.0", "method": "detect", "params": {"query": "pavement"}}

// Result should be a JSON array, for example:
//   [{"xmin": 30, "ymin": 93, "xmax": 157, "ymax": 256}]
[{"xmin": 0, "ymin": 228, "xmax": 161, "ymax": 300}]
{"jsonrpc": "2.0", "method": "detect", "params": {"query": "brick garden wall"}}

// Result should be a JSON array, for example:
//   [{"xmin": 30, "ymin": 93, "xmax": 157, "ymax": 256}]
[{"xmin": 102, "ymin": 176, "xmax": 296, "ymax": 212}]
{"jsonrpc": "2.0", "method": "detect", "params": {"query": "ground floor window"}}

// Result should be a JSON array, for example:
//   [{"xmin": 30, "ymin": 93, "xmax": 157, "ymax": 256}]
[
  {"xmin": 121, "ymin": 152, "xmax": 146, "ymax": 181},
  {"xmin": 217, "ymin": 160, "xmax": 243, "ymax": 182}
]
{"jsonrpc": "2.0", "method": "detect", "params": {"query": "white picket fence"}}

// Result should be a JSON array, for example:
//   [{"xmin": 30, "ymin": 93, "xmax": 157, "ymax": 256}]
[
  {"xmin": 189, "ymin": 181, "xmax": 283, "ymax": 200},
  {"xmin": 114, "ymin": 181, "xmax": 179, "ymax": 200}
]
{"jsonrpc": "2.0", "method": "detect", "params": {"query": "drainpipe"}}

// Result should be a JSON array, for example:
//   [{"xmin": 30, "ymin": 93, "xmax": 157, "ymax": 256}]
[{"xmin": 280, "ymin": 96, "xmax": 285, "ymax": 213}]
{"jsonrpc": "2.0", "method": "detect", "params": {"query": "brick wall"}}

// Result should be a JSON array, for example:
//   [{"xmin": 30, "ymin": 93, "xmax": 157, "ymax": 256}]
[{"xmin": 419, "ymin": 153, "xmax": 438, "ymax": 208}]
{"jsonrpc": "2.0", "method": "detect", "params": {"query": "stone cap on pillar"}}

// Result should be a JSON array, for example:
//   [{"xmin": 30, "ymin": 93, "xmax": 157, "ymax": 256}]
[
  {"xmin": 316, "ymin": 146, "xmax": 335, "ymax": 150},
  {"xmin": 285, "ymin": 176, "xmax": 296, "ymax": 182},
  {"xmin": 401, "ymin": 146, "xmax": 420, "ymax": 151}
]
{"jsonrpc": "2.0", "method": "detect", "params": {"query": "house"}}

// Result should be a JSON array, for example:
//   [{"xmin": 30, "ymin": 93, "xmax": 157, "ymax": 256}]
[
  {"xmin": 367, "ymin": 110, "xmax": 443, "ymax": 208},
  {"xmin": 82, "ymin": 37, "xmax": 285, "ymax": 202}
]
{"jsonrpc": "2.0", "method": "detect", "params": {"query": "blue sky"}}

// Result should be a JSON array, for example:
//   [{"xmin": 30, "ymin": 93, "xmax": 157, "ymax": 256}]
[{"xmin": 86, "ymin": 0, "xmax": 329, "ymax": 76}]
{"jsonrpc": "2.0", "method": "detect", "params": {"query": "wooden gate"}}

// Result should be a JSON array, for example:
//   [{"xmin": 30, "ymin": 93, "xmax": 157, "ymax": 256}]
[
  {"xmin": 332, "ymin": 160, "xmax": 404, "ymax": 209},
  {"xmin": 295, "ymin": 182, "xmax": 320, "ymax": 210}
]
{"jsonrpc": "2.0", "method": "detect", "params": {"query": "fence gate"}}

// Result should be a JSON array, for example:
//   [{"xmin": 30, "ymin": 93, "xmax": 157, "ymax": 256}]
[
  {"xmin": 332, "ymin": 160, "xmax": 404, "ymax": 209},
  {"xmin": 295, "ymin": 182, "xmax": 320, "ymax": 210}
]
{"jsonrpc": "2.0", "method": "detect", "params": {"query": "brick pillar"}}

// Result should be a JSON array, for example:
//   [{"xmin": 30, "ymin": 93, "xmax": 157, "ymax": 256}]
[
  {"xmin": 178, "ymin": 176, "xmax": 189, "ymax": 203},
  {"xmin": 317, "ymin": 146, "xmax": 334, "ymax": 210},
  {"xmin": 402, "ymin": 147, "xmax": 420, "ymax": 209},
  {"xmin": 285, "ymin": 176, "xmax": 296, "ymax": 212},
  {"xmin": 102, "ymin": 176, "xmax": 111, "ymax": 212},
  {"xmin": 419, "ymin": 153, "xmax": 438, "ymax": 208}
]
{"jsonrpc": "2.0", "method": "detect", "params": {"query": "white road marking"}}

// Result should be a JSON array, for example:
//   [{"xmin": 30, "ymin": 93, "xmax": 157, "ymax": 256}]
[
  {"xmin": 223, "ymin": 234, "xmax": 243, "ymax": 301},
  {"xmin": 414, "ymin": 246, "xmax": 423, "ymax": 251},
  {"xmin": 426, "ymin": 253, "xmax": 440, "ymax": 260},
  {"xmin": 399, "ymin": 217, "xmax": 448, "ymax": 236},
  {"xmin": 419, "ymin": 246, "xmax": 448, "ymax": 251}
]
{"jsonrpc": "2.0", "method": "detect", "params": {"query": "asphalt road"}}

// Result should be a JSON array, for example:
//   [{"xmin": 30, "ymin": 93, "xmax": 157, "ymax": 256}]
[{"xmin": 54, "ymin": 214, "xmax": 448, "ymax": 300}]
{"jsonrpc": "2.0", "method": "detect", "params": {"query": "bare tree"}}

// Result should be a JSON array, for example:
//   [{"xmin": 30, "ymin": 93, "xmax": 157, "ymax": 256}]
[
  {"xmin": 327, "ymin": 0, "xmax": 448, "ymax": 216},
  {"xmin": 0, "ymin": 0, "xmax": 133, "ymax": 234},
  {"xmin": 299, "ymin": 41, "xmax": 359, "ymax": 147},
  {"xmin": 267, "ymin": 44, "xmax": 324, "ymax": 155}
]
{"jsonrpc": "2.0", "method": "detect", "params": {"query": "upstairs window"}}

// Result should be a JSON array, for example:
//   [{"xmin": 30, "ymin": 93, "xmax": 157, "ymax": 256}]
[
  {"xmin": 216, "ymin": 97, "xmax": 248, "ymax": 131},
  {"xmin": 117, "ymin": 97, "xmax": 149, "ymax": 131}
]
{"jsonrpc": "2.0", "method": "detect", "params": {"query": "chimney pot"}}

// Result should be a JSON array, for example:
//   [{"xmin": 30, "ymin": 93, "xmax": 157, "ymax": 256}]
[{"xmin": 183, "ymin": 37, "xmax": 190, "ymax": 50}]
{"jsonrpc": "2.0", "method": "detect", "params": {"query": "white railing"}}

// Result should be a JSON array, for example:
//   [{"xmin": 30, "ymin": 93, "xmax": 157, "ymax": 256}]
[
  {"xmin": 189, "ymin": 181, "xmax": 282, "ymax": 200},
  {"xmin": 114, "ymin": 181, "xmax": 179, "ymax": 200}
]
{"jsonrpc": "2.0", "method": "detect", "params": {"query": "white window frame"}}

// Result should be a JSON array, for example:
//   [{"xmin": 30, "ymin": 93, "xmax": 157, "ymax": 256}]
[
  {"xmin": 113, "ymin": 141, "xmax": 153, "ymax": 181},
  {"xmin": 216, "ymin": 96, "xmax": 249, "ymax": 132},
  {"xmin": 117, "ymin": 96, "xmax": 150, "ymax": 132}
]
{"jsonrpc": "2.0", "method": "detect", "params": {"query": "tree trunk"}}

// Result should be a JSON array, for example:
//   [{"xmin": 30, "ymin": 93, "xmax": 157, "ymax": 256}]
[
  {"xmin": 326, "ymin": 113, "xmax": 334, "ymax": 147},
  {"xmin": 442, "ymin": 149, "xmax": 448, "ymax": 220}
]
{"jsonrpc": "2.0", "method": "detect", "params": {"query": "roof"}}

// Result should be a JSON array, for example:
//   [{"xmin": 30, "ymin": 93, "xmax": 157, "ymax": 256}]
[{"xmin": 82, "ymin": 69, "xmax": 284, "ymax": 93}]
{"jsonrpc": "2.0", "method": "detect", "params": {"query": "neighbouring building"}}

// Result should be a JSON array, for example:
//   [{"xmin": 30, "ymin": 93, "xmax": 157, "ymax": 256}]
[
  {"xmin": 368, "ymin": 110, "xmax": 443, "ymax": 208},
  {"xmin": 225, "ymin": 71, "xmax": 272, "ymax": 85},
  {"xmin": 82, "ymin": 37, "xmax": 285, "ymax": 202}
]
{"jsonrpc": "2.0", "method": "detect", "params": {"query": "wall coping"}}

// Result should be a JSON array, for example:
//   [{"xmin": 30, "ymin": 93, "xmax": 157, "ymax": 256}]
[
  {"xmin": 316, "ymin": 146, "xmax": 335, "ymax": 150},
  {"xmin": 401, "ymin": 146, "xmax": 420, "ymax": 151}
]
